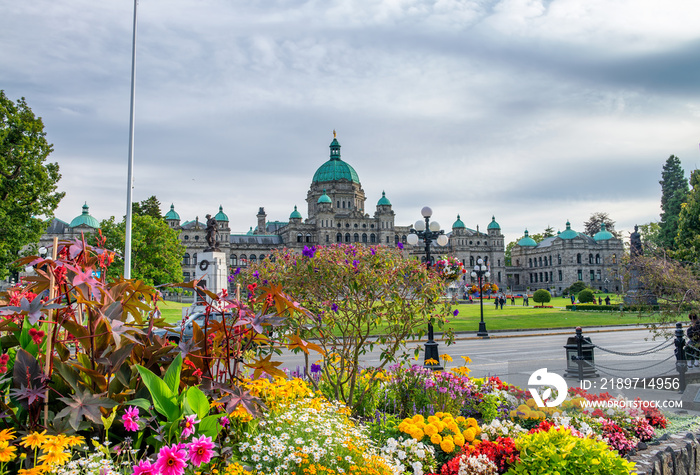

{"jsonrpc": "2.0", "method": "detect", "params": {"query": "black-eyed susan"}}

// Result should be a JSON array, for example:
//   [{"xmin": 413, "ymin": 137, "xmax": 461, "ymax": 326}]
[
  {"xmin": 0, "ymin": 428, "xmax": 15, "ymax": 444},
  {"xmin": 18, "ymin": 467, "xmax": 45, "ymax": 475},
  {"xmin": 20, "ymin": 430, "xmax": 47, "ymax": 450},
  {"xmin": 0, "ymin": 442, "xmax": 17, "ymax": 462},
  {"xmin": 38, "ymin": 449, "xmax": 71, "ymax": 466}
]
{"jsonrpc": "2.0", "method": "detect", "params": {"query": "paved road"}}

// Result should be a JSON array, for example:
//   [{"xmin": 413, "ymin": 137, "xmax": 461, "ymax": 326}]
[{"xmin": 276, "ymin": 325, "xmax": 697, "ymax": 408}]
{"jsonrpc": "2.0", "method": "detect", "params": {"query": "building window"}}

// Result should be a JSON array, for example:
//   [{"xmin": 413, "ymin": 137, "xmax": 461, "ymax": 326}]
[
  {"xmin": 402, "ymin": 235, "xmax": 407, "ymax": 243},
  {"xmin": 530, "ymin": 258, "xmax": 533, "ymax": 267},
  {"xmin": 550, "ymin": 271, "xmax": 553, "ymax": 282},
  {"xmin": 183, "ymin": 272, "xmax": 190, "ymax": 281},
  {"xmin": 386, "ymin": 236, "xmax": 390, "ymax": 243},
  {"xmin": 596, "ymin": 270, "xmax": 601, "ymax": 280},
  {"xmin": 230, "ymin": 254, "xmax": 237, "ymax": 266},
  {"xmin": 394, "ymin": 235, "xmax": 399, "ymax": 244},
  {"xmin": 326, "ymin": 235, "xmax": 330, "ymax": 242},
  {"xmin": 484, "ymin": 256, "xmax": 488, "ymax": 265},
  {"xmin": 498, "ymin": 259, "xmax": 501, "ymax": 267},
  {"xmin": 354, "ymin": 233, "xmax": 359, "ymax": 242},
  {"xmin": 183, "ymin": 253, "xmax": 190, "ymax": 265},
  {"xmin": 250, "ymin": 255, "xmax": 257, "ymax": 264},
  {"xmin": 498, "ymin": 271, "xmax": 501, "ymax": 282},
  {"xmin": 336, "ymin": 233, "xmax": 342, "ymax": 243},
  {"xmin": 558, "ymin": 270, "xmax": 562, "ymax": 281},
  {"xmin": 259, "ymin": 254, "xmax": 265, "ymax": 261},
  {"xmin": 589, "ymin": 254, "xmax": 593, "ymax": 264},
  {"xmin": 589, "ymin": 270, "xmax": 595, "ymax": 281},
  {"xmin": 362, "ymin": 233, "xmax": 367, "ymax": 243},
  {"xmin": 370, "ymin": 233, "xmax": 376, "ymax": 243},
  {"xmin": 193, "ymin": 253, "xmax": 197, "ymax": 265},
  {"xmin": 539, "ymin": 257, "xmax": 542, "ymax": 267},
  {"xmin": 577, "ymin": 269, "xmax": 582, "ymax": 280},
  {"xmin": 470, "ymin": 256, "xmax": 474, "ymax": 266},
  {"xmin": 240, "ymin": 254, "xmax": 246, "ymax": 266},
  {"xmin": 184, "ymin": 235, "xmax": 189, "ymax": 240},
  {"xmin": 297, "ymin": 233, "xmax": 303, "ymax": 243},
  {"xmin": 595, "ymin": 254, "xmax": 601, "ymax": 264},
  {"xmin": 558, "ymin": 254, "xmax": 561, "ymax": 265},
  {"xmin": 306, "ymin": 234, "xmax": 312, "ymax": 243},
  {"xmin": 577, "ymin": 253, "xmax": 582, "ymax": 264},
  {"xmin": 345, "ymin": 233, "xmax": 351, "ymax": 243},
  {"xmin": 194, "ymin": 235, "xmax": 199, "ymax": 241}
]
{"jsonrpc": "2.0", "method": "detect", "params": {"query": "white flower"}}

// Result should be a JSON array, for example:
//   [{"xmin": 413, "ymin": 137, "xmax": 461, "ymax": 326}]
[
  {"xmin": 397, "ymin": 450, "xmax": 407, "ymax": 460},
  {"xmin": 412, "ymin": 461, "xmax": 424, "ymax": 475}
]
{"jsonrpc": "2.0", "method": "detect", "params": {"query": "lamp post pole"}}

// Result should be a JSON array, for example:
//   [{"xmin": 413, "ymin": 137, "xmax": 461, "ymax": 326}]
[
  {"xmin": 472, "ymin": 258, "xmax": 490, "ymax": 338},
  {"xmin": 407, "ymin": 206, "xmax": 449, "ymax": 370}
]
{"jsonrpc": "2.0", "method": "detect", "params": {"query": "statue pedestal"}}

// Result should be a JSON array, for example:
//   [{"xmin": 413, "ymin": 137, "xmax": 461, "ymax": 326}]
[{"xmin": 193, "ymin": 251, "xmax": 227, "ymax": 306}]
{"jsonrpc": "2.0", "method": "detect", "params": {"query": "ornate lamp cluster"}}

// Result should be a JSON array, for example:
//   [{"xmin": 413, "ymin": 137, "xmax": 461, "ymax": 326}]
[
  {"xmin": 471, "ymin": 258, "xmax": 490, "ymax": 338},
  {"xmin": 407, "ymin": 206, "xmax": 448, "ymax": 370}
]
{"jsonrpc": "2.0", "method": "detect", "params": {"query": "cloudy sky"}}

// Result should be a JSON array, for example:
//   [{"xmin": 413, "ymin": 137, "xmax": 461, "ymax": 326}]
[{"xmin": 2, "ymin": 0, "xmax": 700, "ymax": 245}]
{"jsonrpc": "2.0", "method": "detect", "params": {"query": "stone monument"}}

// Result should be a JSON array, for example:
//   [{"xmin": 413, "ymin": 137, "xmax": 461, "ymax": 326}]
[{"xmin": 192, "ymin": 214, "xmax": 227, "ymax": 308}]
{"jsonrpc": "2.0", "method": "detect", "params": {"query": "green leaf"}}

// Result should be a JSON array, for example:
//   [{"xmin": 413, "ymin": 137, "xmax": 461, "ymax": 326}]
[
  {"xmin": 163, "ymin": 353, "xmax": 182, "ymax": 394},
  {"xmin": 101, "ymin": 407, "xmax": 117, "ymax": 431},
  {"xmin": 186, "ymin": 386, "xmax": 210, "ymax": 420},
  {"xmin": 134, "ymin": 364, "xmax": 179, "ymax": 420},
  {"xmin": 126, "ymin": 398, "xmax": 153, "ymax": 411},
  {"xmin": 198, "ymin": 414, "xmax": 223, "ymax": 439}
]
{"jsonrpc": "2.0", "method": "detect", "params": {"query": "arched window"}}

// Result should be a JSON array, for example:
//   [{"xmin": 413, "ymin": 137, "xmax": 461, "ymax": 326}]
[
  {"xmin": 297, "ymin": 233, "xmax": 303, "ymax": 243},
  {"xmin": 402, "ymin": 235, "xmax": 407, "ymax": 243},
  {"xmin": 336, "ymin": 233, "xmax": 342, "ymax": 243},
  {"xmin": 558, "ymin": 254, "xmax": 561, "ymax": 265},
  {"xmin": 183, "ymin": 253, "xmax": 190, "ymax": 265},
  {"xmin": 589, "ymin": 270, "xmax": 595, "ymax": 281},
  {"xmin": 577, "ymin": 269, "xmax": 582, "ymax": 280},
  {"xmin": 306, "ymin": 234, "xmax": 312, "ymax": 243},
  {"xmin": 529, "ymin": 258, "xmax": 532, "ymax": 267},
  {"xmin": 595, "ymin": 254, "xmax": 600, "ymax": 264},
  {"xmin": 558, "ymin": 270, "xmax": 562, "ymax": 281},
  {"xmin": 354, "ymin": 233, "xmax": 359, "ymax": 242},
  {"xmin": 240, "ymin": 254, "xmax": 247, "ymax": 266},
  {"xmin": 362, "ymin": 233, "xmax": 368, "ymax": 243},
  {"xmin": 394, "ymin": 235, "xmax": 399, "ymax": 244},
  {"xmin": 250, "ymin": 255, "xmax": 257, "ymax": 264},
  {"xmin": 230, "ymin": 254, "xmax": 237, "ymax": 266},
  {"xmin": 484, "ymin": 256, "xmax": 488, "ymax": 265},
  {"xmin": 470, "ymin": 256, "xmax": 475, "ymax": 266},
  {"xmin": 370, "ymin": 233, "xmax": 376, "ymax": 243},
  {"xmin": 193, "ymin": 253, "xmax": 197, "ymax": 265},
  {"xmin": 589, "ymin": 253, "xmax": 593, "ymax": 264},
  {"xmin": 326, "ymin": 235, "xmax": 330, "ymax": 243},
  {"xmin": 345, "ymin": 233, "xmax": 351, "ymax": 243},
  {"xmin": 386, "ymin": 236, "xmax": 390, "ymax": 243},
  {"xmin": 538, "ymin": 257, "xmax": 542, "ymax": 267},
  {"xmin": 576, "ymin": 253, "xmax": 582, "ymax": 264}
]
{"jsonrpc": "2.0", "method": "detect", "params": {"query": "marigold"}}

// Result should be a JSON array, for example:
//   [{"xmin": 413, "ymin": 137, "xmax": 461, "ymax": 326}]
[
  {"xmin": 424, "ymin": 424, "xmax": 438, "ymax": 437},
  {"xmin": 411, "ymin": 428, "xmax": 424, "ymax": 441},
  {"xmin": 412, "ymin": 414, "xmax": 425, "ymax": 424},
  {"xmin": 440, "ymin": 439, "xmax": 455, "ymax": 453},
  {"xmin": 454, "ymin": 434, "xmax": 465, "ymax": 446},
  {"xmin": 463, "ymin": 427, "xmax": 476, "ymax": 443},
  {"xmin": 430, "ymin": 433, "xmax": 442, "ymax": 445}
]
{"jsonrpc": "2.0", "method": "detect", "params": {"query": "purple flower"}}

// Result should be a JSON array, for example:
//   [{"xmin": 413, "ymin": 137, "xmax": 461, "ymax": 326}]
[
  {"xmin": 397, "ymin": 242, "xmax": 404, "ymax": 250},
  {"xmin": 310, "ymin": 363, "xmax": 322, "ymax": 373},
  {"xmin": 331, "ymin": 303, "xmax": 339, "ymax": 313},
  {"xmin": 302, "ymin": 245, "xmax": 316, "ymax": 258},
  {"xmin": 371, "ymin": 248, "xmax": 376, "ymax": 255},
  {"xmin": 453, "ymin": 309, "xmax": 459, "ymax": 316},
  {"xmin": 234, "ymin": 267, "xmax": 241, "ymax": 275}
]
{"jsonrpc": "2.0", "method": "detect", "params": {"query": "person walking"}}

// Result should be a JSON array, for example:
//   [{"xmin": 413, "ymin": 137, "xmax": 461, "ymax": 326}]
[
  {"xmin": 570, "ymin": 294, "xmax": 575, "ymax": 305},
  {"xmin": 605, "ymin": 295, "xmax": 611, "ymax": 305},
  {"xmin": 494, "ymin": 296, "xmax": 499, "ymax": 310},
  {"xmin": 511, "ymin": 295, "xmax": 515, "ymax": 305},
  {"xmin": 524, "ymin": 294, "xmax": 529, "ymax": 306},
  {"xmin": 499, "ymin": 295, "xmax": 505, "ymax": 309}
]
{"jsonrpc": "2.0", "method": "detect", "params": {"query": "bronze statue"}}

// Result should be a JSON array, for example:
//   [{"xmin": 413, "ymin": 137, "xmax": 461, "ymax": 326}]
[
  {"xmin": 204, "ymin": 214, "xmax": 219, "ymax": 252},
  {"xmin": 630, "ymin": 224, "xmax": 643, "ymax": 258}
]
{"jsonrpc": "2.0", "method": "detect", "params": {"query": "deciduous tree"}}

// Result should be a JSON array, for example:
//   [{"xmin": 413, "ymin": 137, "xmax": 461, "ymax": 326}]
[
  {"xmin": 99, "ymin": 214, "xmax": 184, "ymax": 286},
  {"xmin": 0, "ymin": 91, "xmax": 63, "ymax": 278},
  {"xmin": 674, "ymin": 169, "xmax": 700, "ymax": 264}
]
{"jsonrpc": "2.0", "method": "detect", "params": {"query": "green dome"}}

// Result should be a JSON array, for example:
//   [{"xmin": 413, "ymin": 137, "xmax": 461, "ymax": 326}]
[
  {"xmin": 517, "ymin": 230, "xmax": 537, "ymax": 247},
  {"xmin": 377, "ymin": 191, "xmax": 391, "ymax": 206},
  {"xmin": 317, "ymin": 189, "xmax": 332, "ymax": 204},
  {"xmin": 70, "ymin": 203, "xmax": 100, "ymax": 229},
  {"xmin": 452, "ymin": 214, "xmax": 466, "ymax": 229},
  {"xmin": 215, "ymin": 205, "xmax": 229, "ymax": 222},
  {"xmin": 290, "ymin": 205, "xmax": 302, "ymax": 219},
  {"xmin": 311, "ymin": 135, "xmax": 360, "ymax": 184},
  {"xmin": 246, "ymin": 226, "xmax": 254, "ymax": 235},
  {"xmin": 559, "ymin": 220, "xmax": 579, "ymax": 240},
  {"xmin": 594, "ymin": 222, "xmax": 614, "ymax": 241},
  {"xmin": 164, "ymin": 203, "xmax": 180, "ymax": 220},
  {"xmin": 487, "ymin": 216, "xmax": 500, "ymax": 230}
]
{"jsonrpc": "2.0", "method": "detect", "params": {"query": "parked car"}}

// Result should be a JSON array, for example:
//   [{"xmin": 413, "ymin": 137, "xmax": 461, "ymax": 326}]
[{"xmin": 153, "ymin": 311, "xmax": 231, "ymax": 343}]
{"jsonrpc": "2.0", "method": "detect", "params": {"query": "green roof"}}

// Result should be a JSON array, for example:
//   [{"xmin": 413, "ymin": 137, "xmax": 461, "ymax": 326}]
[
  {"xmin": 517, "ymin": 230, "xmax": 537, "ymax": 247},
  {"xmin": 69, "ymin": 203, "xmax": 100, "ymax": 229},
  {"xmin": 215, "ymin": 205, "xmax": 229, "ymax": 222},
  {"xmin": 246, "ymin": 226, "xmax": 254, "ymax": 235},
  {"xmin": 559, "ymin": 220, "xmax": 579, "ymax": 240},
  {"xmin": 377, "ymin": 191, "xmax": 391, "ymax": 206},
  {"xmin": 317, "ymin": 189, "xmax": 332, "ymax": 204},
  {"xmin": 164, "ymin": 203, "xmax": 180, "ymax": 220},
  {"xmin": 311, "ymin": 135, "xmax": 360, "ymax": 184},
  {"xmin": 452, "ymin": 214, "xmax": 466, "ymax": 229},
  {"xmin": 290, "ymin": 205, "xmax": 302, "ymax": 219},
  {"xmin": 487, "ymin": 216, "xmax": 500, "ymax": 230},
  {"xmin": 594, "ymin": 222, "xmax": 614, "ymax": 241}
]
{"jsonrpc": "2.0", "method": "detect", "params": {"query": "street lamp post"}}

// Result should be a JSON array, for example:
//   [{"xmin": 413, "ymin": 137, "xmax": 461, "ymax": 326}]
[
  {"xmin": 471, "ymin": 258, "xmax": 490, "ymax": 338},
  {"xmin": 407, "ymin": 206, "xmax": 449, "ymax": 370}
]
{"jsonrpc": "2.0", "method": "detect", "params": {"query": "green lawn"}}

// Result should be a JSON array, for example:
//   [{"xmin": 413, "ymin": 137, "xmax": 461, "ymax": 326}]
[{"xmin": 156, "ymin": 294, "xmax": 663, "ymax": 332}]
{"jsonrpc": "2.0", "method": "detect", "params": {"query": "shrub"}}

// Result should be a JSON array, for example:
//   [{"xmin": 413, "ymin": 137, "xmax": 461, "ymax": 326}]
[
  {"xmin": 505, "ymin": 427, "xmax": 636, "ymax": 474},
  {"xmin": 565, "ymin": 281, "xmax": 587, "ymax": 295},
  {"xmin": 577, "ymin": 289, "xmax": 596, "ymax": 303},
  {"xmin": 532, "ymin": 289, "xmax": 551, "ymax": 305}
]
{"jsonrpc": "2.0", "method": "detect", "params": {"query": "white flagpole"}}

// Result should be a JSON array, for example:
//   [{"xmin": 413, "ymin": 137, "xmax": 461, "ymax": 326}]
[{"xmin": 124, "ymin": 0, "xmax": 138, "ymax": 279}]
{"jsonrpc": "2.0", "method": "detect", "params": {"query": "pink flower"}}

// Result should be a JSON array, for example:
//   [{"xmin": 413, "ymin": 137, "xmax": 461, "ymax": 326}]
[
  {"xmin": 154, "ymin": 444, "xmax": 188, "ymax": 475},
  {"xmin": 122, "ymin": 406, "xmax": 140, "ymax": 432},
  {"xmin": 188, "ymin": 435, "xmax": 215, "ymax": 466},
  {"xmin": 181, "ymin": 414, "xmax": 199, "ymax": 438},
  {"xmin": 133, "ymin": 459, "xmax": 157, "ymax": 475}
]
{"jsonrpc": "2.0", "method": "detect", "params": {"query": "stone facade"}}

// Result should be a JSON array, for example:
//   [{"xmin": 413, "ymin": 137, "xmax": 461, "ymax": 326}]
[{"xmin": 509, "ymin": 221, "xmax": 624, "ymax": 295}]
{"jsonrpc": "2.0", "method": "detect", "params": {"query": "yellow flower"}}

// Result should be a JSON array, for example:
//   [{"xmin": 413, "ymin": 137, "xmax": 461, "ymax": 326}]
[
  {"xmin": 460, "ymin": 355, "xmax": 472, "ymax": 364},
  {"xmin": 447, "ymin": 421, "xmax": 459, "ymax": 433},
  {"xmin": 440, "ymin": 354, "xmax": 453, "ymax": 363},
  {"xmin": 466, "ymin": 417, "xmax": 478, "ymax": 428},
  {"xmin": 454, "ymin": 434, "xmax": 465, "ymax": 446},
  {"xmin": 424, "ymin": 424, "xmax": 438, "ymax": 437},
  {"xmin": 42, "ymin": 436, "xmax": 67, "ymax": 454},
  {"xmin": 21, "ymin": 430, "xmax": 47, "ymax": 449},
  {"xmin": 463, "ymin": 427, "xmax": 476, "ymax": 443},
  {"xmin": 18, "ymin": 468, "xmax": 45, "ymax": 475},
  {"xmin": 0, "ymin": 428, "xmax": 15, "ymax": 444},
  {"xmin": 455, "ymin": 416, "xmax": 466, "ymax": 424},
  {"xmin": 39, "ymin": 449, "xmax": 71, "ymax": 466},
  {"xmin": 64, "ymin": 435, "xmax": 85, "ymax": 447},
  {"xmin": 412, "ymin": 414, "xmax": 425, "ymax": 424},
  {"xmin": 411, "ymin": 428, "xmax": 424, "ymax": 441},
  {"xmin": 440, "ymin": 439, "xmax": 455, "ymax": 453},
  {"xmin": 430, "ymin": 433, "xmax": 442, "ymax": 445},
  {"xmin": 0, "ymin": 442, "xmax": 17, "ymax": 462},
  {"xmin": 425, "ymin": 358, "xmax": 439, "ymax": 365}
]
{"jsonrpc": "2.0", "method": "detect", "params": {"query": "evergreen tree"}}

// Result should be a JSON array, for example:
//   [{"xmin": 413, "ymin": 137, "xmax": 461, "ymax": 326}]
[
  {"xmin": 583, "ymin": 212, "xmax": 621, "ymax": 238},
  {"xmin": 659, "ymin": 155, "xmax": 689, "ymax": 250},
  {"xmin": 674, "ymin": 170, "xmax": 700, "ymax": 264},
  {"xmin": 132, "ymin": 195, "xmax": 162, "ymax": 219}
]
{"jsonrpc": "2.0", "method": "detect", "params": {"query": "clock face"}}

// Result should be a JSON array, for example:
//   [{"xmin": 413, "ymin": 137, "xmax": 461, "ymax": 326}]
[{"xmin": 199, "ymin": 259, "xmax": 209, "ymax": 271}]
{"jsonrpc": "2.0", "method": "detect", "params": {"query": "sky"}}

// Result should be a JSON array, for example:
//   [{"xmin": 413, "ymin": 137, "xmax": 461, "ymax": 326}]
[{"xmin": 2, "ymin": 0, "xmax": 700, "ymax": 246}]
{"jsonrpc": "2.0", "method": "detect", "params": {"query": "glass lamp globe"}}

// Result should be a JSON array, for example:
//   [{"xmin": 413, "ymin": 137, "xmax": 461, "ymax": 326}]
[
  {"xmin": 477, "ymin": 258, "xmax": 484, "ymax": 265},
  {"xmin": 429, "ymin": 221, "xmax": 440, "ymax": 232},
  {"xmin": 471, "ymin": 271, "xmax": 477, "ymax": 278},
  {"xmin": 437, "ymin": 234, "xmax": 448, "ymax": 246},
  {"xmin": 407, "ymin": 233, "xmax": 419, "ymax": 246},
  {"xmin": 414, "ymin": 220, "xmax": 426, "ymax": 232},
  {"xmin": 485, "ymin": 271, "xmax": 491, "ymax": 279},
  {"xmin": 421, "ymin": 206, "xmax": 432, "ymax": 218}
]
